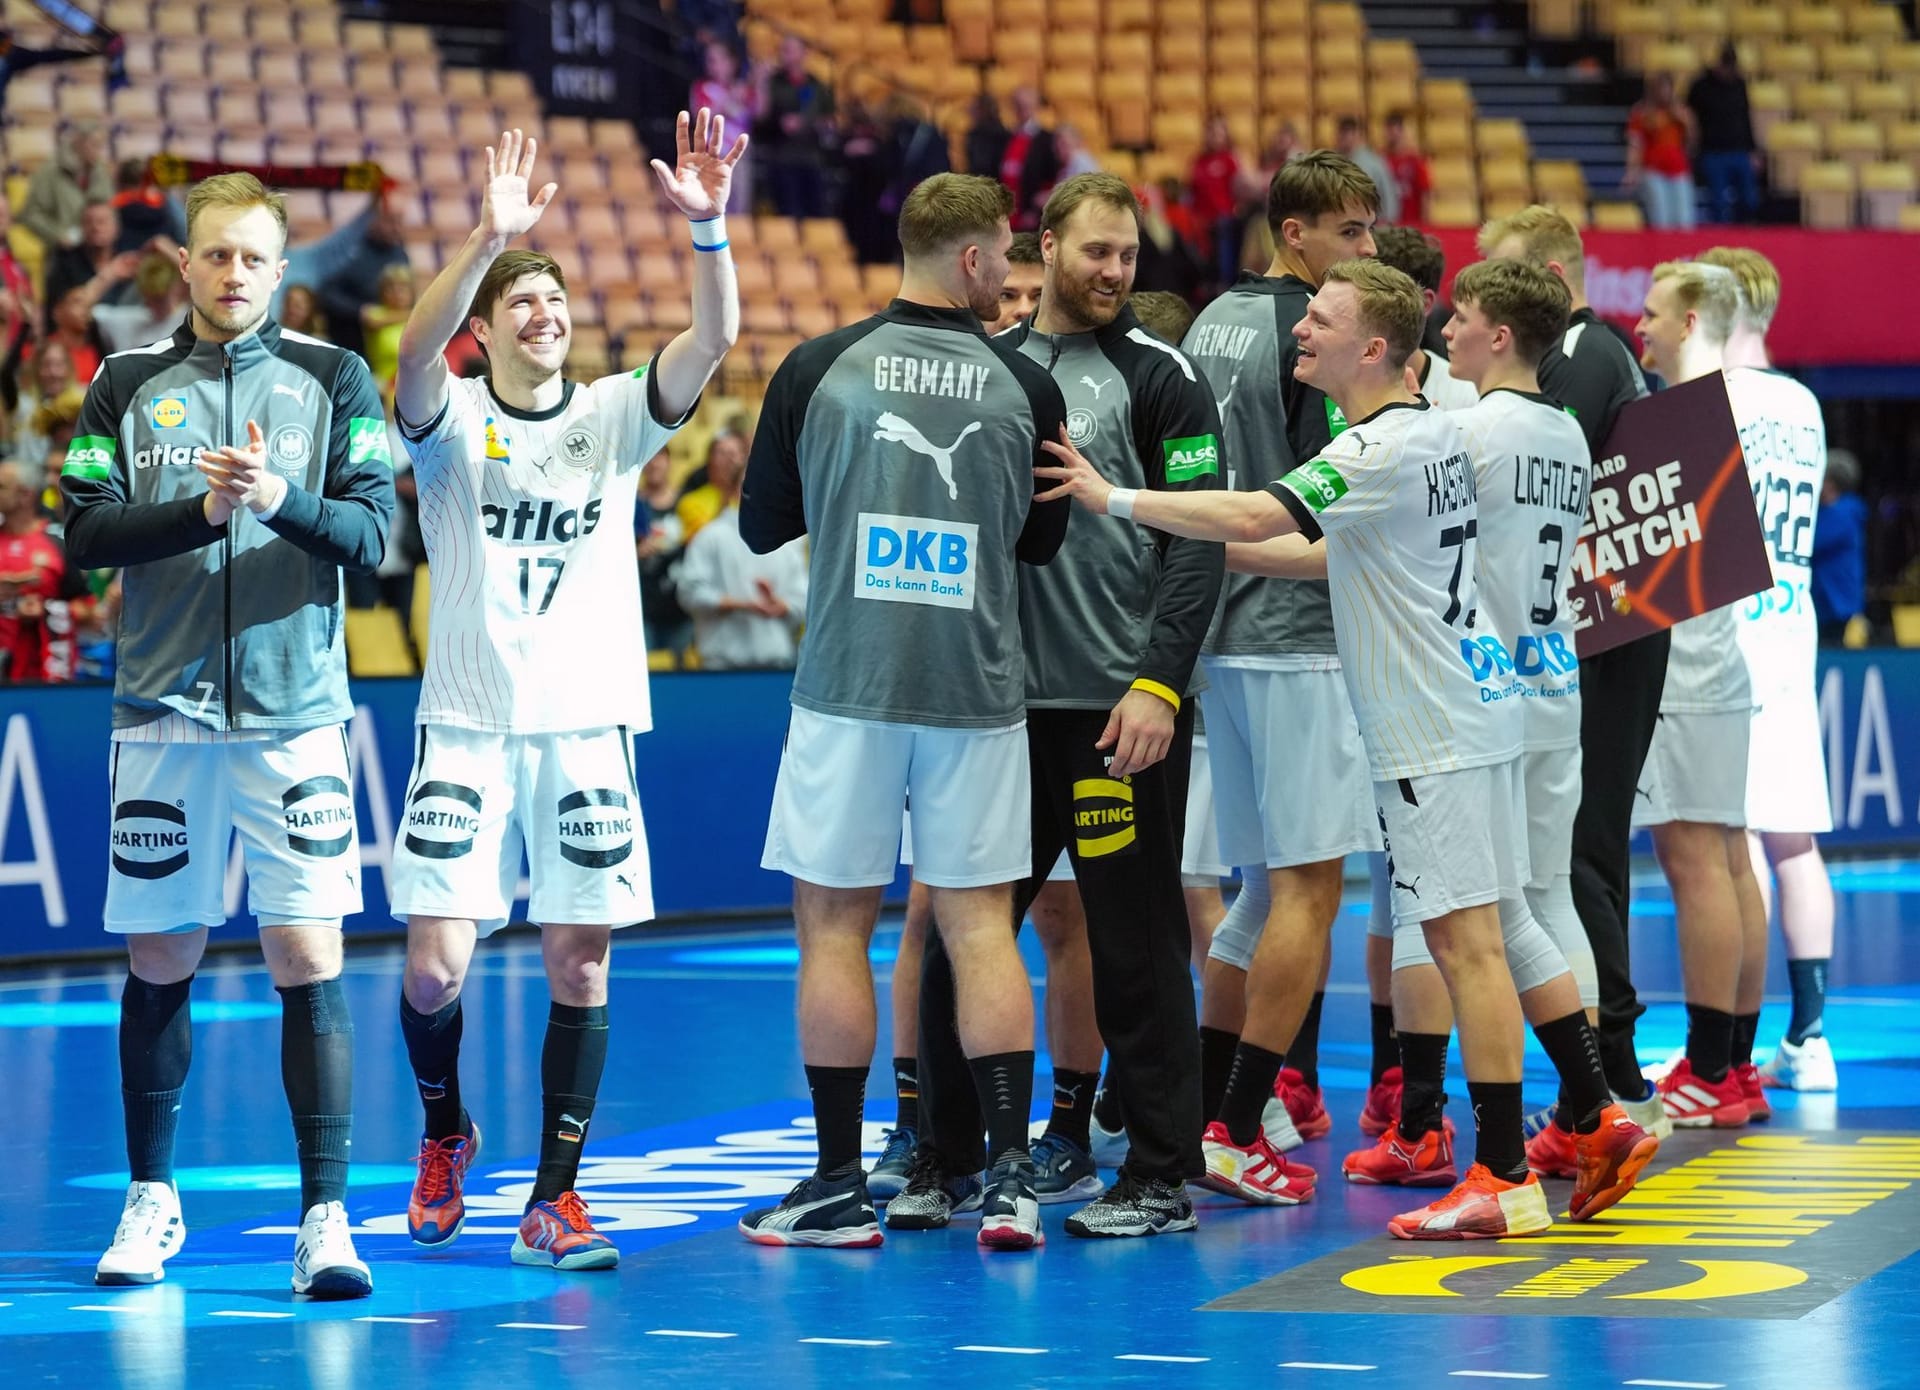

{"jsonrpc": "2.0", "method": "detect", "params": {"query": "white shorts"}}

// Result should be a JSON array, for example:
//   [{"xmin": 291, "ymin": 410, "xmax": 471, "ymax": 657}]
[
  {"xmin": 768, "ymin": 707, "xmax": 1030, "ymax": 890},
  {"xmin": 1746, "ymin": 687, "xmax": 1833, "ymax": 833},
  {"xmin": 902, "ymin": 808, "xmax": 1071, "ymax": 882},
  {"xmin": 1377, "ymin": 758, "xmax": 1531, "ymax": 929},
  {"xmin": 1632, "ymin": 710, "xmax": 1751, "ymax": 830},
  {"xmin": 105, "ymin": 726, "xmax": 361, "ymax": 933},
  {"xmin": 1200, "ymin": 664, "xmax": 1380, "ymax": 871},
  {"xmin": 1524, "ymin": 743, "xmax": 1582, "ymax": 885},
  {"xmin": 1181, "ymin": 731, "xmax": 1230, "ymax": 882},
  {"xmin": 388, "ymin": 724, "xmax": 653, "ymax": 936}
]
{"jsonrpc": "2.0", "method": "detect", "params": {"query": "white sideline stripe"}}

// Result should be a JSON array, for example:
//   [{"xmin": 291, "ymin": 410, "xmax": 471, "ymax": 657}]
[
  {"xmin": 957, "ymin": 1345, "xmax": 1049, "ymax": 1355},
  {"xmin": 355, "ymin": 1316, "xmax": 437, "ymax": 1325},
  {"xmin": 801, "ymin": 1338, "xmax": 891, "ymax": 1347},
  {"xmin": 1281, "ymin": 1365, "xmax": 1377, "ymax": 1373},
  {"xmin": 1450, "ymin": 1375, "xmax": 1547, "ymax": 1382},
  {"xmin": 647, "ymin": 1329, "xmax": 736, "ymax": 1339},
  {"xmin": 210, "ymin": 1310, "xmax": 294, "ymax": 1319},
  {"xmin": 498, "ymin": 1322, "xmax": 585, "ymax": 1331},
  {"xmin": 1118, "ymin": 1353, "xmax": 1210, "ymax": 1363},
  {"xmin": 1626, "ymin": 1381, "xmax": 1727, "ymax": 1389},
  {"xmin": 70, "ymin": 1304, "xmax": 150, "ymax": 1314}
]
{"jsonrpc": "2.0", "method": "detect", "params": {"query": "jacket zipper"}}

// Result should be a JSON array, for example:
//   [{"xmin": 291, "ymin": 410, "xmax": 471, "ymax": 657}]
[{"xmin": 222, "ymin": 347, "xmax": 235, "ymax": 732}]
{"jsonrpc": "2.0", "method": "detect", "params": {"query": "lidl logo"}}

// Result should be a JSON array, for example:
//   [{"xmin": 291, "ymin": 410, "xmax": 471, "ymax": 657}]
[
  {"xmin": 1287, "ymin": 459, "xmax": 1349, "ymax": 512},
  {"xmin": 1162, "ymin": 433, "xmax": 1220, "ymax": 482},
  {"xmin": 149, "ymin": 394, "xmax": 189, "ymax": 430},
  {"xmin": 62, "ymin": 435, "xmax": 118, "ymax": 481},
  {"xmin": 484, "ymin": 417, "xmax": 511, "ymax": 464}
]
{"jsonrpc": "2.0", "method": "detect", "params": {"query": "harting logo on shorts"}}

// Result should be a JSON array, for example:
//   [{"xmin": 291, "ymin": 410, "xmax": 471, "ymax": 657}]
[
  {"xmin": 111, "ymin": 800, "xmax": 190, "ymax": 880},
  {"xmin": 854, "ymin": 512, "xmax": 978, "ymax": 611},
  {"xmin": 403, "ymin": 780, "xmax": 483, "ymax": 860},
  {"xmin": 282, "ymin": 776, "xmax": 353, "ymax": 858},
  {"xmin": 556, "ymin": 789, "xmax": 633, "ymax": 868},
  {"xmin": 1072, "ymin": 776, "xmax": 1136, "ymax": 858}
]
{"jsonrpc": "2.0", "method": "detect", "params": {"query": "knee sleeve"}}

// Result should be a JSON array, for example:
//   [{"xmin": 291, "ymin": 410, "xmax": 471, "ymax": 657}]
[
  {"xmin": 1366, "ymin": 851, "xmax": 1395, "ymax": 940},
  {"xmin": 1501, "ymin": 896, "xmax": 1571, "ymax": 995},
  {"xmin": 1207, "ymin": 867, "xmax": 1270, "ymax": 971},
  {"xmin": 1526, "ymin": 874, "xmax": 1597, "ymax": 1010},
  {"xmin": 1391, "ymin": 916, "xmax": 1437, "ymax": 972}
]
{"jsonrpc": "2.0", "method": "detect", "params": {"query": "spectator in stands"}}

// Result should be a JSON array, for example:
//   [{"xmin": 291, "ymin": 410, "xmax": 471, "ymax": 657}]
[
  {"xmin": 883, "ymin": 94, "xmax": 953, "ymax": 221},
  {"xmin": 361, "ymin": 264, "xmax": 415, "ymax": 405},
  {"xmin": 965, "ymin": 93, "xmax": 1009, "ymax": 178},
  {"xmin": 1133, "ymin": 178, "xmax": 1208, "ymax": 302},
  {"xmin": 1189, "ymin": 112, "xmax": 1243, "ymax": 284},
  {"xmin": 1383, "ymin": 111, "xmax": 1434, "ymax": 226},
  {"xmin": 1813, "ymin": 447, "xmax": 1867, "ymax": 646},
  {"xmin": 676, "ymin": 432, "xmax": 807, "ymax": 670},
  {"xmin": 10, "ymin": 339, "xmax": 76, "ymax": 465},
  {"xmin": 999, "ymin": 86, "xmax": 1061, "ymax": 231},
  {"xmin": 0, "ymin": 197, "xmax": 32, "ymax": 375},
  {"xmin": 677, "ymin": 430, "xmax": 745, "ymax": 544},
  {"xmin": 279, "ymin": 283, "xmax": 329, "ymax": 342},
  {"xmin": 310, "ymin": 196, "xmax": 409, "ymax": 358},
  {"xmin": 1626, "ymin": 73, "xmax": 1698, "ymax": 228},
  {"xmin": 637, "ymin": 450, "xmax": 692, "ymax": 657},
  {"xmin": 839, "ymin": 98, "xmax": 896, "ymax": 263},
  {"xmin": 0, "ymin": 452, "xmax": 92, "ymax": 681},
  {"xmin": 42, "ymin": 200, "xmax": 139, "ymax": 321},
  {"xmin": 1235, "ymin": 125, "xmax": 1301, "ymax": 271},
  {"xmin": 757, "ymin": 36, "xmax": 835, "ymax": 219},
  {"xmin": 44, "ymin": 285, "xmax": 103, "ymax": 384},
  {"xmin": 90, "ymin": 250, "xmax": 183, "ymax": 353},
  {"xmin": 19, "ymin": 121, "xmax": 111, "ymax": 250},
  {"xmin": 29, "ymin": 386, "xmax": 87, "ymax": 523},
  {"xmin": 1055, "ymin": 124, "xmax": 1100, "ymax": 181},
  {"xmin": 1688, "ymin": 44, "xmax": 1760, "ymax": 224},
  {"xmin": 1371, "ymin": 227, "xmax": 1478, "ymax": 407},
  {"xmin": 110, "ymin": 158, "xmax": 186, "ymax": 252},
  {"xmin": 0, "ymin": 25, "xmax": 115, "ymax": 113},
  {"xmin": 1335, "ymin": 116, "xmax": 1400, "ymax": 223},
  {"xmin": 694, "ymin": 40, "xmax": 760, "ymax": 212}
]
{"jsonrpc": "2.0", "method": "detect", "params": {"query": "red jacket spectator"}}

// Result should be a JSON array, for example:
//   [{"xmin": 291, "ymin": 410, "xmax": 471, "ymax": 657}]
[
  {"xmin": 1383, "ymin": 112, "xmax": 1434, "ymax": 224},
  {"xmin": 0, "ymin": 461, "xmax": 86, "ymax": 682},
  {"xmin": 1189, "ymin": 115, "xmax": 1241, "ymax": 229}
]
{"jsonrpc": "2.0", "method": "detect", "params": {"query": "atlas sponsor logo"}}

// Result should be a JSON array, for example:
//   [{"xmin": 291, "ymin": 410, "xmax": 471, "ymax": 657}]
[
  {"xmin": 403, "ymin": 780, "xmax": 482, "ymax": 860},
  {"xmin": 133, "ymin": 444, "xmax": 202, "ymax": 471},
  {"xmin": 282, "ymin": 775, "xmax": 353, "ymax": 858},
  {"xmin": 481, "ymin": 497, "xmax": 603, "ymax": 545},
  {"xmin": 111, "ymin": 799, "xmax": 190, "ymax": 880},
  {"xmin": 555, "ymin": 788, "xmax": 633, "ymax": 868}
]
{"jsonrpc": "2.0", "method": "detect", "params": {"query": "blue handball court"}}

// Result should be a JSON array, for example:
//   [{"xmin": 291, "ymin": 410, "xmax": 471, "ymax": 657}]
[{"xmin": 3, "ymin": 664, "xmax": 1920, "ymax": 1388}]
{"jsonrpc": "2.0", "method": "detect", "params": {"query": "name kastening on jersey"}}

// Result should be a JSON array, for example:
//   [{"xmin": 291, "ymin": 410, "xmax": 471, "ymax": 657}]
[{"xmin": 1425, "ymin": 451, "xmax": 1476, "ymax": 516}]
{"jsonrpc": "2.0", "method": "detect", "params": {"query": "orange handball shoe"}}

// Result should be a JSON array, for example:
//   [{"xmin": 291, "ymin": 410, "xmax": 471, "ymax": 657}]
[
  {"xmin": 1343, "ymin": 1120, "xmax": 1458, "ymax": 1188},
  {"xmin": 1387, "ymin": 1164, "xmax": 1552, "ymax": 1241},
  {"xmin": 1275, "ymin": 1067, "xmax": 1332, "ymax": 1141},
  {"xmin": 1569, "ymin": 1104, "xmax": 1659, "ymax": 1222},
  {"xmin": 409, "ymin": 1121, "xmax": 480, "ymax": 1248},
  {"xmin": 511, "ymin": 1191, "xmax": 619, "ymax": 1270}
]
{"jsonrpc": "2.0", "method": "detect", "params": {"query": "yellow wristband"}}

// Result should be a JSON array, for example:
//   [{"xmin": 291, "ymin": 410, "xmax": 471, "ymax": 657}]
[{"xmin": 1130, "ymin": 678, "xmax": 1181, "ymax": 711}]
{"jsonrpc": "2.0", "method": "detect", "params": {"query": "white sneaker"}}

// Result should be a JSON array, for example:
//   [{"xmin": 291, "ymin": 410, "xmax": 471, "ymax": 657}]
[
  {"xmin": 1757, "ymin": 1036, "xmax": 1838, "ymax": 1092},
  {"xmin": 1642, "ymin": 1047, "xmax": 1686, "ymax": 1084},
  {"xmin": 96, "ymin": 1181, "xmax": 186, "ymax": 1286},
  {"xmin": 1613, "ymin": 1080, "xmax": 1674, "ymax": 1140},
  {"xmin": 291, "ymin": 1201, "xmax": 372, "ymax": 1299},
  {"xmin": 1259, "ymin": 1094, "xmax": 1305, "ymax": 1153}
]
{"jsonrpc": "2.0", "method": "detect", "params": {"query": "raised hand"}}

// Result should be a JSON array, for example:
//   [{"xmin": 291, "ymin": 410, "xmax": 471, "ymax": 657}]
[
  {"xmin": 480, "ymin": 129, "xmax": 559, "ymax": 243},
  {"xmin": 650, "ymin": 108, "xmax": 750, "ymax": 220}
]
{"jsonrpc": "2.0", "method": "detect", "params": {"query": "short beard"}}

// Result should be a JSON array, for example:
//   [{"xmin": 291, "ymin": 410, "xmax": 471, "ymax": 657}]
[
  {"xmin": 1050, "ymin": 276, "xmax": 1122, "ymax": 332},
  {"xmin": 192, "ymin": 298, "xmax": 268, "ymax": 342}
]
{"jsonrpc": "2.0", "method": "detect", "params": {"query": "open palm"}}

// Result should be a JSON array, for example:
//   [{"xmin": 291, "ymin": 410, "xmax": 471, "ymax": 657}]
[
  {"xmin": 481, "ymin": 128, "xmax": 558, "ymax": 241},
  {"xmin": 650, "ymin": 107, "xmax": 750, "ymax": 219}
]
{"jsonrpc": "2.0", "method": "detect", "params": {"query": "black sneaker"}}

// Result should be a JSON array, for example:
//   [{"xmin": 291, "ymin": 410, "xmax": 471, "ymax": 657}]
[
  {"xmin": 977, "ymin": 1159, "xmax": 1043, "ymax": 1250},
  {"xmin": 739, "ymin": 1171, "xmax": 882, "ymax": 1248},
  {"xmin": 882, "ymin": 1148, "xmax": 984, "ymax": 1230},
  {"xmin": 1063, "ymin": 1169, "xmax": 1198, "ymax": 1238}
]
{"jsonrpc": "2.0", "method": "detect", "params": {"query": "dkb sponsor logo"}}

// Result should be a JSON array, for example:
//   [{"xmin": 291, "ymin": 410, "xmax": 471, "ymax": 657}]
[
  {"xmin": 556, "ymin": 788, "xmax": 633, "ymax": 868},
  {"xmin": 112, "ymin": 800, "xmax": 190, "ymax": 880},
  {"xmin": 282, "ymin": 775, "xmax": 353, "ymax": 858}
]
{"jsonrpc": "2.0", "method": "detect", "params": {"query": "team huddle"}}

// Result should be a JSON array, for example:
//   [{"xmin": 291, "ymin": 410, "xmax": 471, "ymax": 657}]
[{"xmin": 65, "ymin": 115, "xmax": 1833, "ymax": 1292}]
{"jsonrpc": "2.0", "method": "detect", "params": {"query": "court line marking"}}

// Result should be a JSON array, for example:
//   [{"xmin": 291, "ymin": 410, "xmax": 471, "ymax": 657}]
[
  {"xmin": 800, "ymin": 1338, "xmax": 891, "ymax": 1347},
  {"xmin": 957, "ymin": 1345, "xmax": 1049, "ymax": 1355},
  {"xmin": 1281, "ymin": 1366, "xmax": 1378, "ymax": 1374},
  {"xmin": 1450, "ymin": 1375, "xmax": 1547, "ymax": 1382},
  {"xmin": 498, "ymin": 1322, "xmax": 586, "ymax": 1331},
  {"xmin": 1625, "ymin": 1382, "xmax": 1727, "ymax": 1389},
  {"xmin": 1118, "ymin": 1353, "xmax": 1211, "ymax": 1363},
  {"xmin": 646, "ymin": 1329, "xmax": 737, "ymax": 1339},
  {"xmin": 69, "ymin": 1304, "xmax": 149, "ymax": 1314},
  {"xmin": 209, "ymin": 1310, "xmax": 294, "ymax": 1319},
  {"xmin": 355, "ymin": 1316, "xmax": 436, "ymax": 1325}
]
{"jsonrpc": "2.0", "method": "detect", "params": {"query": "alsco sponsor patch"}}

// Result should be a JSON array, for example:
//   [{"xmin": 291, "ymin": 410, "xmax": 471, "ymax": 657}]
[
  {"xmin": 1285, "ymin": 459, "xmax": 1349, "ymax": 512},
  {"xmin": 347, "ymin": 416, "xmax": 393, "ymax": 468},
  {"xmin": 62, "ymin": 435, "xmax": 118, "ymax": 480},
  {"xmin": 1162, "ymin": 433, "xmax": 1220, "ymax": 482}
]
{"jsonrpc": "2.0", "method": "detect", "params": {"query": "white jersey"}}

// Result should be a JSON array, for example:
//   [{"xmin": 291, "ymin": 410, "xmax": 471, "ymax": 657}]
[
  {"xmin": 1420, "ymin": 352, "xmax": 1481, "ymax": 411},
  {"xmin": 1459, "ymin": 390, "xmax": 1591, "ymax": 751},
  {"xmin": 1727, "ymin": 366, "xmax": 1825, "ymax": 707},
  {"xmin": 1271, "ymin": 400, "xmax": 1523, "ymax": 779},
  {"xmin": 402, "ymin": 365, "xmax": 689, "ymax": 734}
]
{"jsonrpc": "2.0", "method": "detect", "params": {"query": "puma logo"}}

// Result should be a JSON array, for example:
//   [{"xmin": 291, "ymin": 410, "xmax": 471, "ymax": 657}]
[
  {"xmin": 874, "ymin": 411, "xmax": 981, "ymax": 500},
  {"xmin": 557, "ymin": 1113, "xmax": 589, "ymax": 1143},
  {"xmin": 272, "ymin": 382, "xmax": 309, "ymax": 407},
  {"xmin": 1634, "ymin": 785, "xmax": 1653, "ymax": 802},
  {"xmin": 616, "ymin": 872, "xmax": 635, "ymax": 894},
  {"xmin": 416, "ymin": 1075, "xmax": 448, "ymax": 1100},
  {"xmin": 1394, "ymin": 875, "xmax": 1421, "ymax": 898},
  {"xmin": 1081, "ymin": 375, "xmax": 1112, "ymax": 398},
  {"xmin": 1351, "ymin": 432, "xmax": 1376, "ymax": 455},
  {"xmin": 1216, "ymin": 371, "xmax": 1239, "ymax": 414}
]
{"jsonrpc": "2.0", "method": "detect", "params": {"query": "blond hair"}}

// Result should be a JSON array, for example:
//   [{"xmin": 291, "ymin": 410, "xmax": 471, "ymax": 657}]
[
  {"xmin": 1449, "ymin": 258, "xmax": 1572, "ymax": 366},
  {"xmin": 1697, "ymin": 246, "xmax": 1781, "ymax": 334},
  {"xmin": 1651, "ymin": 260, "xmax": 1740, "ymax": 345},
  {"xmin": 1322, "ymin": 258, "xmax": 1425, "ymax": 369},
  {"xmin": 185, "ymin": 172, "xmax": 289, "ymax": 249},
  {"xmin": 1477, "ymin": 204, "xmax": 1585, "ymax": 292},
  {"xmin": 1127, "ymin": 290, "xmax": 1196, "ymax": 343},
  {"xmin": 1041, "ymin": 171, "xmax": 1142, "ymax": 241},
  {"xmin": 897, "ymin": 173, "xmax": 1014, "ymax": 260}
]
